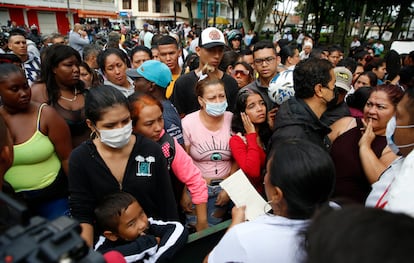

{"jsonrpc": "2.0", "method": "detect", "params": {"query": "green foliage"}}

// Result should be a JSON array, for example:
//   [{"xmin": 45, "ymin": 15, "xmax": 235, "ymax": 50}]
[
  {"xmin": 318, "ymin": 33, "xmax": 329, "ymax": 44},
  {"xmin": 294, "ymin": 0, "xmax": 412, "ymax": 46}
]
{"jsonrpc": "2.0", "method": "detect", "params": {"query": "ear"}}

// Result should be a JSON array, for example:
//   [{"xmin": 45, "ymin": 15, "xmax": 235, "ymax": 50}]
[
  {"xmin": 314, "ymin": 83, "xmax": 324, "ymax": 98},
  {"xmin": 197, "ymin": 96, "xmax": 204, "ymax": 108},
  {"xmin": 195, "ymin": 46, "xmax": 201, "ymax": 57},
  {"xmin": 148, "ymin": 82, "xmax": 156, "ymax": 93},
  {"xmin": 226, "ymin": 65, "xmax": 233, "ymax": 75},
  {"xmin": 86, "ymin": 119, "xmax": 95, "ymax": 131},
  {"xmin": 103, "ymin": 230, "xmax": 119, "ymax": 242},
  {"xmin": 271, "ymin": 186, "xmax": 284, "ymax": 204}
]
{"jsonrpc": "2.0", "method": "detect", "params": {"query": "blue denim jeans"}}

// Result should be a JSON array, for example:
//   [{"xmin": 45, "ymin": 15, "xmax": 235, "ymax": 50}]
[
  {"xmin": 186, "ymin": 184, "xmax": 229, "ymax": 227},
  {"xmin": 37, "ymin": 198, "xmax": 70, "ymax": 220}
]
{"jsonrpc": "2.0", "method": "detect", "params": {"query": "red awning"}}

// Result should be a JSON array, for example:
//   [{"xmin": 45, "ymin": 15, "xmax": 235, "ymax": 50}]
[{"xmin": 0, "ymin": 3, "xmax": 76, "ymax": 12}]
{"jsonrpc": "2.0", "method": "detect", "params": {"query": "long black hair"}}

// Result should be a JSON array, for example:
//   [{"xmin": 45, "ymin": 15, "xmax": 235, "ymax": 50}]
[
  {"xmin": 231, "ymin": 87, "xmax": 272, "ymax": 147},
  {"xmin": 40, "ymin": 45, "xmax": 85, "ymax": 104},
  {"xmin": 268, "ymin": 139, "xmax": 335, "ymax": 219}
]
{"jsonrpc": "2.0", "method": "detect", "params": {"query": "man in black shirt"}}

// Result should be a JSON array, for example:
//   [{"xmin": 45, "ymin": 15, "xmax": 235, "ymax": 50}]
[
  {"xmin": 270, "ymin": 58, "xmax": 336, "ymax": 152},
  {"xmin": 171, "ymin": 27, "xmax": 238, "ymax": 117}
]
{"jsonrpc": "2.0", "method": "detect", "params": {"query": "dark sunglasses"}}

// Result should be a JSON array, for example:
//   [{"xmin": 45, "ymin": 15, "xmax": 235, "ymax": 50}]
[{"xmin": 231, "ymin": 69, "xmax": 250, "ymax": 76}]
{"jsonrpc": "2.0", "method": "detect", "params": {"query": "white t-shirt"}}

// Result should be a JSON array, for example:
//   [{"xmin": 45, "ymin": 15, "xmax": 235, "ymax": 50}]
[
  {"xmin": 385, "ymin": 150, "xmax": 414, "ymax": 217},
  {"xmin": 184, "ymin": 27, "xmax": 191, "ymax": 39},
  {"xmin": 365, "ymin": 156, "xmax": 403, "ymax": 208},
  {"xmin": 208, "ymin": 215, "xmax": 308, "ymax": 263},
  {"xmin": 189, "ymin": 38, "xmax": 199, "ymax": 53},
  {"xmin": 143, "ymin": 31, "xmax": 154, "ymax": 49}
]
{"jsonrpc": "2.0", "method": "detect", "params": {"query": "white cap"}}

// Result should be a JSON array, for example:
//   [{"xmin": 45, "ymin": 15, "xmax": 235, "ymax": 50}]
[
  {"xmin": 199, "ymin": 27, "xmax": 226, "ymax": 49},
  {"xmin": 334, "ymin": 66, "xmax": 352, "ymax": 92}
]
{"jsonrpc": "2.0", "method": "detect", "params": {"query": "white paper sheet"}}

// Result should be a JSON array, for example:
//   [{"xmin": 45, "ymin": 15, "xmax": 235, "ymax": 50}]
[{"xmin": 220, "ymin": 169, "xmax": 271, "ymax": 221}]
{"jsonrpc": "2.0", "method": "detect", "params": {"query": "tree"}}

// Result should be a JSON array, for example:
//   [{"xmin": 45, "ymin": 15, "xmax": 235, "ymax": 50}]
[
  {"xmin": 239, "ymin": 0, "xmax": 255, "ymax": 32},
  {"xmin": 239, "ymin": 0, "xmax": 280, "ymax": 33},
  {"xmin": 361, "ymin": 0, "xmax": 412, "ymax": 41},
  {"xmin": 369, "ymin": 3, "xmax": 398, "ymax": 40},
  {"xmin": 185, "ymin": 0, "xmax": 194, "ymax": 26},
  {"xmin": 390, "ymin": 0, "xmax": 412, "ymax": 41},
  {"xmin": 253, "ymin": 0, "xmax": 279, "ymax": 32},
  {"xmin": 227, "ymin": 0, "xmax": 236, "ymax": 27},
  {"xmin": 273, "ymin": 0, "xmax": 295, "ymax": 33},
  {"xmin": 295, "ymin": 0, "xmax": 414, "ymax": 48},
  {"xmin": 307, "ymin": 0, "xmax": 330, "ymax": 44}
]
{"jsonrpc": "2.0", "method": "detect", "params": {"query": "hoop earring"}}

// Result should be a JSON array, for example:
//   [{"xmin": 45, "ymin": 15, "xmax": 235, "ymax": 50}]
[
  {"xmin": 90, "ymin": 130, "xmax": 97, "ymax": 139},
  {"xmin": 264, "ymin": 200, "xmax": 273, "ymax": 215}
]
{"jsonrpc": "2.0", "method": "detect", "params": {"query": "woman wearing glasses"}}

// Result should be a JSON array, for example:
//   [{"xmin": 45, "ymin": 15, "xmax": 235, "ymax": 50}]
[{"xmin": 230, "ymin": 61, "xmax": 254, "ymax": 89}]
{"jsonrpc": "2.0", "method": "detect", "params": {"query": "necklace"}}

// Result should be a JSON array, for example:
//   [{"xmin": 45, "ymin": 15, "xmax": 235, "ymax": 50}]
[{"xmin": 60, "ymin": 88, "xmax": 77, "ymax": 102}]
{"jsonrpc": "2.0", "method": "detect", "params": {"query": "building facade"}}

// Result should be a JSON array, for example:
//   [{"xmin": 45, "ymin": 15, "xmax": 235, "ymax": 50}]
[
  {"xmin": 118, "ymin": 0, "xmax": 195, "ymax": 30},
  {"xmin": 0, "ymin": 0, "xmax": 117, "ymax": 34},
  {"xmin": 0, "ymin": 0, "xmax": 236, "ymax": 35},
  {"xmin": 118, "ymin": 0, "xmax": 233, "ymax": 30}
]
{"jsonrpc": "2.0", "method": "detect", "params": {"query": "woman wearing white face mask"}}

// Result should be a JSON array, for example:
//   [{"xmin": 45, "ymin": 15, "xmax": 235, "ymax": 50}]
[
  {"xmin": 182, "ymin": 77, "xmax": 238, "ymax": 226},
  {"xmin": 68, "ymin": 85, "xmax": 178, "ymax": 247}
]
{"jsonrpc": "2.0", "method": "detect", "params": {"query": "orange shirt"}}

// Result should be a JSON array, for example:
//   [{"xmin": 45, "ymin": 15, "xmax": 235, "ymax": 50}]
[{"xmin": 166, "ymin": 73, "xmax": 181, "ymax": 99}]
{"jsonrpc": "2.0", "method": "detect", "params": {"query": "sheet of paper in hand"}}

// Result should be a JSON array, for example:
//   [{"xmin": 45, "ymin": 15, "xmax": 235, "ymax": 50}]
[{"xmin": 220, "ymin": 169, "xmax": 271, "ymax": 221}]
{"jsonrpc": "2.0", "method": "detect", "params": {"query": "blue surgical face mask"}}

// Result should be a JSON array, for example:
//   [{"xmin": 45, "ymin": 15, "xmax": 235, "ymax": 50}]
[
  {"xmin": 205, "ymin": 100, "xmax": 228, "ymax": 117},
  {"xmin": 386, "ymin": 116, "xmax": 414, "ymax": 155}
]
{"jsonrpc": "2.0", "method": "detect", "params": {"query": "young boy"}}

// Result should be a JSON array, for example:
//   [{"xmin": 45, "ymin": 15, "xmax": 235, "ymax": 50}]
[{"xmin": 94, "ymin": 191, "xmax": 188, "ymax": 263}]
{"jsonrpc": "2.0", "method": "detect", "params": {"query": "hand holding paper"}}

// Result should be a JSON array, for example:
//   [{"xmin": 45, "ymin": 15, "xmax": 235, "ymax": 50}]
[{"xmin": 220, "ymin": 169, "xmax": 271, "ymax": 221}]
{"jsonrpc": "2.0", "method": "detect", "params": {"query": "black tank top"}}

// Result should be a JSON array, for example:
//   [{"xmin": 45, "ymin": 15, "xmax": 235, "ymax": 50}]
[{"xmin": 53, "ymin": 102, "xmax": 89, "ymax": 148}]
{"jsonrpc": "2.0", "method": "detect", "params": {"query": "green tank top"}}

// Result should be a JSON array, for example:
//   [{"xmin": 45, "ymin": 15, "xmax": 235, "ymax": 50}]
[{"xmin": 4, "ymin": 104, "xmax": 61, "ymax": 192}]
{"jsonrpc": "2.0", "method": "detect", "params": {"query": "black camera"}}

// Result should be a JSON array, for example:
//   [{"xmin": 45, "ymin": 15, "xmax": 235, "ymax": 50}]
[{"xmin": 0, "ymin": 192, "xmax": 104, "ymax": 263}]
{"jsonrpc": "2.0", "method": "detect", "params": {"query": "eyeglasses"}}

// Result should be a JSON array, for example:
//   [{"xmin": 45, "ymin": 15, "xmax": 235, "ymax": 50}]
[
  {"xmin": 231, "ymin": 69, "xmax": 250, "ymax": 76},
  {"xmin": 254, "ymin": 56, "xmax": 276, "ymax": 65}
]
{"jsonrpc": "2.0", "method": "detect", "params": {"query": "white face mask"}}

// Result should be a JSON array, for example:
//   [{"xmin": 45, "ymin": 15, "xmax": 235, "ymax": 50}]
[
  {"xmin": 386, "ymin": 116, "xmax": 414, "ymax": 155},
  {"xmin": 205, "ymin": 101, "xmax": 228, "ymax": 117},
  {"xmin": 97, "ymin": 121, "xmax": 132, "ymax": 148}
]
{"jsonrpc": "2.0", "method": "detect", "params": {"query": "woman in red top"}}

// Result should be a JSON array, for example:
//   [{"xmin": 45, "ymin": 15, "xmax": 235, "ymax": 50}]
[{"xmin": 229, "ymin": 88, "xmax": 272, "ymax": 194}]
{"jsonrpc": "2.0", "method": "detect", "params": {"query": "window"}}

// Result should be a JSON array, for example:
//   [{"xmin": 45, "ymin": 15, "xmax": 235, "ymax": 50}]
[
  {"xmin": 122, "ymin": 0, "xmax": 131, "ymax": 9},
  {"xmin": 153, "ymin": 0, "xmax": 169, "ymax": 13},
  {"xmin": 175, "ymin": 1, "xmax": 182, "ymax": 12},
  {"xmin": 139, "ymin": 0, "xmax": 148, "ymax": 11},
  {"xmin": 155, "ymin": 0, "xmax": 161, "ymax": 12}
]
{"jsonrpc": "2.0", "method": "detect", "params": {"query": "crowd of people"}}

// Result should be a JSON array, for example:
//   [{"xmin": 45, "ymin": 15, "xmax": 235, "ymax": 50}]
[{"xmin": 1, "ymin": 20, "xmax": 414, "ymax": 262}]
